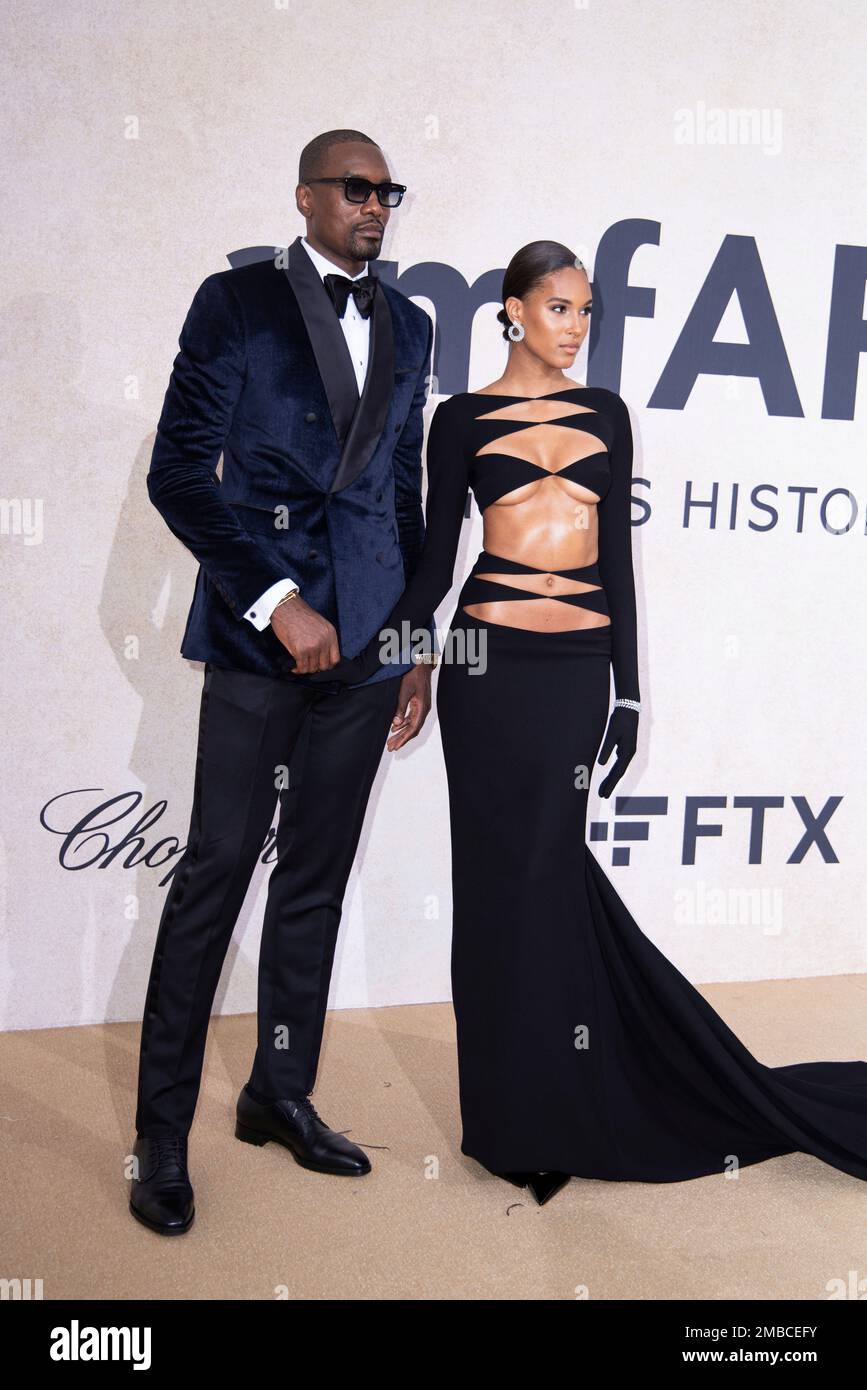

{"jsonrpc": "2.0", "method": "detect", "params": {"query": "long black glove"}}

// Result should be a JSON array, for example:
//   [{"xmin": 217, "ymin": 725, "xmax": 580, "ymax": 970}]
[{"xmin": 596, "ymin": 706, "xmax": 639, "ymax": 798}]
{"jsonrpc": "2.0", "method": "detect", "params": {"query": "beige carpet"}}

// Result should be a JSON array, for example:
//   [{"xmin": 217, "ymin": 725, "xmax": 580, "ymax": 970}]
[{"xmin": 2, "ymin": 978, "xmax": 866, "ymax": 1300}]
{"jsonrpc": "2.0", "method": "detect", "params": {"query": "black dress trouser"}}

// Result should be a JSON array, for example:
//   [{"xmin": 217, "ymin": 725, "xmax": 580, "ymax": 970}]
[{"xmin": 135, "ymin": 661, "xmax": 400, "ymax": 1137}]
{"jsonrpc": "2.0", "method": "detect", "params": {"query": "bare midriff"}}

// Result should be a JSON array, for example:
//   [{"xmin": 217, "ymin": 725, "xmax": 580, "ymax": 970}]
[{"xmin": 463, "ymin": 398, "xmax": 610, "ymax": 633}]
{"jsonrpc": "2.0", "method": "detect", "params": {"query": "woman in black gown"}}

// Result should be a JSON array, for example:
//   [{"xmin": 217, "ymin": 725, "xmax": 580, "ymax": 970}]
[{"xmin": 311, "ymin": 241, "xmax": 867, "ymax": 1205}]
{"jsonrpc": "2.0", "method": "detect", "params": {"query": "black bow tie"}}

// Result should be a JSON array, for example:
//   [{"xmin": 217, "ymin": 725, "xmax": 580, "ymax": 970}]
[{"xmin": 323, "ymin": 272, "xmax": 378, "ymax": 320}]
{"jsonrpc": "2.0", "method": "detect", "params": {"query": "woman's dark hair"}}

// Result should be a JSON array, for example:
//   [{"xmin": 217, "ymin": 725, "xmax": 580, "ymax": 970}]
[{"xmin": 496, "ymin": 240, "xmax": 585, "ymax": 340}]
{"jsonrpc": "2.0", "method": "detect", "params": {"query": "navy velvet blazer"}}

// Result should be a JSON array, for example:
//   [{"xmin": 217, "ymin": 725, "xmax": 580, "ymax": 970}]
[{"xmin": 147, "ymin": 235, "xmax": 434, "ymax": 689}]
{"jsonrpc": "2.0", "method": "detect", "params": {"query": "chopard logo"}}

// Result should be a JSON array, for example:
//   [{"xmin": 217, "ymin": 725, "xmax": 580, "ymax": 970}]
[{"xmin": 39, "ymin": 788, "xmax": 279, "ymax": 887}]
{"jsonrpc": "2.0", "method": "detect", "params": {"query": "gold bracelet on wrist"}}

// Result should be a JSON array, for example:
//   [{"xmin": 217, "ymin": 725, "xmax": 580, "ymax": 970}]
[{"xmin": 272, "ymin": 589, "xmax": 299, "ymax": 614}]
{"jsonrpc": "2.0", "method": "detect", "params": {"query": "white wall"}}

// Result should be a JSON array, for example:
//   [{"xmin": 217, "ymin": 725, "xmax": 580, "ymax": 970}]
[{"xmin": 2, "ymin": 0, "xmax": 865, "ymax": 1030}]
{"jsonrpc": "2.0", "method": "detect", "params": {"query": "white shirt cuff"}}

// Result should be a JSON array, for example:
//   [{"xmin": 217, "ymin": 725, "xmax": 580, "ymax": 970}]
[{"xmin": 244, "ymin": 577, "xmax": 299, "ymax": 630}]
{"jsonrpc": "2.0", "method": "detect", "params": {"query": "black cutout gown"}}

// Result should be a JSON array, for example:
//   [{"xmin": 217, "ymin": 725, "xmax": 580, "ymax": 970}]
[{"xmin": 324, "ymin": 387, "xmax": 867, "ymax": 1184}]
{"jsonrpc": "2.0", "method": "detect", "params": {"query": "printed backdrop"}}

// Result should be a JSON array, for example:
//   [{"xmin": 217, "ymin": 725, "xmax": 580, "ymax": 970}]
[{"xmin": 2, "ymin": 0, "xmax": 866, "ymax": 1030}]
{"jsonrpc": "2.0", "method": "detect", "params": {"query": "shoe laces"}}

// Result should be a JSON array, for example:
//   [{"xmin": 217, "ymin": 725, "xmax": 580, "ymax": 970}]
[
  {"xmin": 152, "ymin": 1134, "xmax": 189, "ymax": 1173},
  {"xmin": 292, "ymin": 1095, "xmax": 324, "ymax": 1126}
]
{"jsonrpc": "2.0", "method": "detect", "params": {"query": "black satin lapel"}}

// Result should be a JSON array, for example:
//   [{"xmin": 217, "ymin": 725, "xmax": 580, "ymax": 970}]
[
  {"xmin": 282, "ymin": 237, "xmax": 358, "ymax": 443},
  {"xmin": 328, "ymin": 280, "xmax": 394, "ymax": 495}
]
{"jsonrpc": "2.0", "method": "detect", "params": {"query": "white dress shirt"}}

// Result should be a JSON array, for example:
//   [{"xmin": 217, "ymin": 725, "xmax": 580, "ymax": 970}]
[{"xmin": 243, "ymin": 237, "xmax": 371, "ymax": 630}]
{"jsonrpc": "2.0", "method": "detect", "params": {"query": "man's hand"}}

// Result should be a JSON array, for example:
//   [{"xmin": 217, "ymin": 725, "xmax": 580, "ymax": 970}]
[
  {"xmin": 386, "ymin": 663, "xmax": 432, "ymax": 751},
  {"xmin": 270, "ymin": 596, "xmax": 341, "ymax": 674}
]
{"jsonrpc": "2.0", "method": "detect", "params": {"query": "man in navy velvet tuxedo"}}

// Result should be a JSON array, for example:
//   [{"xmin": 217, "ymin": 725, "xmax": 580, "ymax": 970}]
[{"xmin": 130, "ymin": 130, "xmax": 435, "ymax": 1235}]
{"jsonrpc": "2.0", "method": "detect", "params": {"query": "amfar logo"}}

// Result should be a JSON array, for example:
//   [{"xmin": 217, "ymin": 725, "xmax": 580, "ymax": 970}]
[
  {"xmin": 49, "ymin": 1320, "xmax": 151, "ymax": 1370},
  {"xmin": 233, "ymin": 229, "xmax": 865, "ymax": 420}
]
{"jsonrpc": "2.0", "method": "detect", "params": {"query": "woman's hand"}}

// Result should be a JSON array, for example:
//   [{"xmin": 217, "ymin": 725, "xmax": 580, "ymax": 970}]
[{"xmin": 597, "ymin": 706, "xmax": 639, "ymax": 798}]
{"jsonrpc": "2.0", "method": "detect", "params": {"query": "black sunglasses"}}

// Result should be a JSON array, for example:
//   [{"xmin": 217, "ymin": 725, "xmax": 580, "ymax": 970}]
[{"xmin": 305, "ymin": 176, "xmax": 407, "ymax": 208}]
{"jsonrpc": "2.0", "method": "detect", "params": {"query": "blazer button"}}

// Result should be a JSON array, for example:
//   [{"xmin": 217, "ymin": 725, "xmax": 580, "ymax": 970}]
[
  {"xmin": 375, "ymin": 551, "xmax": 384, "ymax": 563},
  {"xmin": 308, "ymin": 549, "xmax": 318, "ymax": 560},
  {"xmin": 394, "ymin": 422, "xmax": 402, "ymax": 432},
  {"xmin": 376, "ymin": 490, "xmax": 383, "ymax": 501},
  {"xmin": 305, "ymin": 411, "xmax": 317, "ymax": 423}
]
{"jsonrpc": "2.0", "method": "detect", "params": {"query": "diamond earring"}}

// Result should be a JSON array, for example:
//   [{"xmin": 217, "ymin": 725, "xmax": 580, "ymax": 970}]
[{"xmin": 507, "ymin": 320, "xmax": 525, "ymax": 342}]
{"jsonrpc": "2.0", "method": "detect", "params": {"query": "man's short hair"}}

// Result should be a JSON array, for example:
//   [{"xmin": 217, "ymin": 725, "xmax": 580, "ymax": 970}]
[{"xmin": 298, "ymin": 130, "xmax": 380, "ymax": 184}]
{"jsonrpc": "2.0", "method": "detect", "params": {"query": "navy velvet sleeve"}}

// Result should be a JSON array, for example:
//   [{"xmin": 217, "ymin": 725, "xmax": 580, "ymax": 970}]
[
  {"xmin": 392, "ymin": 318, "xmax": 433, "ymax": 577},
  {"xmin": 390, "ymin": 317, "xmax": 436, "ymax": 651},
  {"xmin": 147, "ymin": 273, "xmax": 289, "ymax": 621},
  {"xmin": 329, "ymin": 394, "xmax": 470, "ymax": 683},
  {"xmin": 596, "ymin": 393, "xmax": 640, "ymax": 703}
]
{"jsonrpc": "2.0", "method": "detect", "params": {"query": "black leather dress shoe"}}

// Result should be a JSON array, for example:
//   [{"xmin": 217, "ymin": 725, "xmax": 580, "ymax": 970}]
[
  {"xmin": 235, "ymin": 1086, "xmax": 371, "ymax": 1176},
  {"xmin": 128, "ymin": 1134, "xmax": 195, "ymax": 1235}
]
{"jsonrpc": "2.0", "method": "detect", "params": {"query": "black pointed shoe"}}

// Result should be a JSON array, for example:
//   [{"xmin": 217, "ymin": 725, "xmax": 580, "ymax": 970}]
[
  {"xmin": 526, "ymin": 1171, "xmax": 571, "ymax": 1205},
  {"xmin": 496, "ymin": 1170, "xmax": 536, "ymax": 1189},
  {"xmin": 495, "ymin": 1169, "xmax": 572, "ymax": 1205},
  {"xmin": 128, "ymin": 1134, "xmax": 195, "ymax": 1235},
  {"xmin": 234, "ymin": 1086, "xmax": 371, "ymax": 1176}
]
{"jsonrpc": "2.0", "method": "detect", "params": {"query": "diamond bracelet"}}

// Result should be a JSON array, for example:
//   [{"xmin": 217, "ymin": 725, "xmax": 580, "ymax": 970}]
[{"xmin": 614, "ymin": 698, "xmax": 641, "ymax": 713}]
